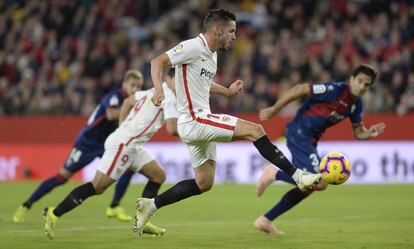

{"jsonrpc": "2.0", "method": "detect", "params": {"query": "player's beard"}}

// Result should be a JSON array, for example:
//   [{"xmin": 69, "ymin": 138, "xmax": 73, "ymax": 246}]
[
  {"xmin": 218, "ymin": 37, "xmax": 230, "ymax": 51},
  {"xmin": 216, "ymin": 29, "xmax": 231, "ymax": 51}
]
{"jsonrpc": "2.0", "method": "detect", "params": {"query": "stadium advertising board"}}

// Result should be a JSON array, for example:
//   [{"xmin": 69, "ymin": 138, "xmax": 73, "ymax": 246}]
[
  {"xmin": 1, "ymin": 142, "xmax": 413, "ymax": 184},
  {"xmin": 81, "ymin": 141, "xmax": 414, "ymax": 184}
]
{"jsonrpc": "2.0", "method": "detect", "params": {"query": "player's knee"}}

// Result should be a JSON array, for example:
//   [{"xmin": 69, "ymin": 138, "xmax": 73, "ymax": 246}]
[
  {"xmin": 152, "ymin": 170, "xmax": 166, "ymax": 184},
  {"xmin": 196, "ymin": 179, "xmax": 214, "ymax": 193},
  {"xmin": 56, "ymin": 174, "xmax": 69, "ymax": 184},
  {"xmin": 159, "ymin": 171, "xmax": 166, "ymax": 183},
  {"xmin": 58, "ymin": 168, "xmax": 74, "ymax": 181},
  {"xmin": 199, "ymin": 182, "xmax": 213, "ymax": 193},
  {"xmin": 94, "ymin": 185, "xmax": 107, "ymax": 195},
  {"xmin": 251, "ymin": 124, "xmax": 265, "ymax": 140},
  {"xmin": 91, "ymin": 180, "xmax": 110, "ymax": 195}
]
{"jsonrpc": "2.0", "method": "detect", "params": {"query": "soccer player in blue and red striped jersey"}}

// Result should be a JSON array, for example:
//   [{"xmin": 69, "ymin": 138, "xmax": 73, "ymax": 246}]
[
  {"xmin": 13, "ymin": 70, "xmax": 143, "ymax": 223},
  {"xmin": 254, "ymin": 64, "xmax": 386, "ymax": 235}
]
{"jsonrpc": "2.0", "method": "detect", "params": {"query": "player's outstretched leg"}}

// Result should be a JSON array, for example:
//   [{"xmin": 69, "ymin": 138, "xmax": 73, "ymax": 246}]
[
  {"xmin": 140, "ymin": 178, "xmax": 165, "ymax": 236},
  {"xmin": 253, "ymin": 136, "xmax": 321, "ymax": 190},
  {"xmin": 43, "ymin": 207, "xmax": 59, "ymax": 240},
  {"xmin": 254, "ymin": 187, "xmax": 313, "ymax": 236},
  {"xmin": 292, "ymin": 170, "xmax": 321, "ymax": 191},
  {"xmin": 254, "ymin": 215, "xmax": 285, "ymax": 235},
  {"xmin": 134, "ymin": 178, "xmax": 203, "ymax": 236},
  {"xmin": 253, "ymin": 135, "xmax": 321, "ymax": 190},
  {"xmin": 133, "ymin": 201, "xmax": 167, "ymax": 237},
  {"xmin": 13, "ymin": 175, "xmax": 66, "ymax": 223},
  {"xmin": 12, "ymin": 205, "xmax": 28, "ymax": 223},
  {"xmin": 41, "ymin": 182, "xmax": 96, "ymax": 239},
  {"xmin": 106, "ymin": 170, "xmax": 134, "ymax": 221},
  {"xmin": 234, "ymin": 121, "xmax": 321, "ymax": 190},
  {"xmin": 256, "ymin": 164, "xmax": 277, "ymax": 197}
]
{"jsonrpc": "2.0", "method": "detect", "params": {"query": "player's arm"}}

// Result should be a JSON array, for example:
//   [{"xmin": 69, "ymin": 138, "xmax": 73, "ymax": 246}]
[
  {"xmin": 118, "ymin": 95, "xmax": 136, "ymax": 124},
  {"xmin": 106, "ymin": 107, "xmax": 120, "ymax": 121},
  {"xmin": 352, "ymin": 122, "xmax": 386, "ymax": 140},
  {"xmin": 210, "ymin": 80, "xmax": 243, "ymax": 96},
  {"xmin": 259, "ymin": 83, "xmax": 310, "ymax": 121},
  {"xmin": 106, "ymin": 94, "xmax": 123, "ymax": 121},
  {"xmin": 165, "ymin": 118, "xmax": 179, "ymax": 136},
  {"xmin": 151, "ymin": 53, "xmax": 172, "ymax": 106}
]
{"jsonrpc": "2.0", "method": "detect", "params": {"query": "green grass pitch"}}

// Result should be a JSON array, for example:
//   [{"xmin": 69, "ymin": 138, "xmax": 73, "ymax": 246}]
[{"xmin": 0, "ymin": 182, "xmax": 413, "ymax": 249}]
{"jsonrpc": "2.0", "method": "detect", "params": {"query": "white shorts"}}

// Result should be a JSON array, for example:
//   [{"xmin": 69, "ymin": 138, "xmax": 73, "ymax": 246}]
[
  {"xmin": 178, "ymin": 113, "xmax": 238, "ymax": 168},
  {"xmin": 97, "ymin": 135, "xmax": 155, "ymax": 180}
]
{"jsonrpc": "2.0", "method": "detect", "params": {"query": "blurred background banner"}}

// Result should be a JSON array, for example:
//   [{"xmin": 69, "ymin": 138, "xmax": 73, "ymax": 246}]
[
  {"xmin": 2, "ymin": 141, "xmax": 413, "ymax": 184},
  {"xmin": 1, "ymin": 114, "xmax": 413, "ymax": 183},
  {"xmin": 0, "ymin": 144, "xmax": 83, "ymax": 181}
]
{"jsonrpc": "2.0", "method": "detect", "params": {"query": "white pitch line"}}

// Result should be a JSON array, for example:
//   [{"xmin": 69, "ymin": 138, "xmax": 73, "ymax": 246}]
[
  {"xmin": 3, "ymin": 215, "xmax": 376, "ymax": 234},
  {"xmin": 280, "ymin": 215, "xmax": 378, "ymax": 223},
  {"xmin": 6, "ymin": 225, "xmax": 129, "ymax": 234}
]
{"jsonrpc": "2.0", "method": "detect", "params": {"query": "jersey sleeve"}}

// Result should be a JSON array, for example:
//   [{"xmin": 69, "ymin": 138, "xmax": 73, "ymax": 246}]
[
  {"xmin": 103, "ymin": 91, "xmax": 122, "ymax": 109},
  {"xmin": 309, "ymin": 82, "xmax": 340, "ymax": 102},
  {"xmin": 349, "ymin": 99, "xmax": 363, "ymax": 125},
  {"xmin": 166, "ymin": 39, "xmax": 201, "ymax": 67},
  {"xmin": 134, "ymin": 91, "xmax": 146, "ymax": 101},
  {"xmin": 161, "ymin": 88, "xmax": 178, "ymax": 120}
]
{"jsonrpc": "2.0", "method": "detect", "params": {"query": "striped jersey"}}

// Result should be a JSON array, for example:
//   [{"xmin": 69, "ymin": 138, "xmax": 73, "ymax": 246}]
[
  {"xmin": 113, "ymin": 83, "xmax": 177, "ymax": 146},
  {"xmin": 166, "ymin": 33, "xmax": 217, "ymax": 124},
  {"xmin": 75, "ymin": 88, "xmax": 125, "ymax": 149},
  {"xmin": 287, "ymin": 81, "xmax": 363, "ymax": 143}
]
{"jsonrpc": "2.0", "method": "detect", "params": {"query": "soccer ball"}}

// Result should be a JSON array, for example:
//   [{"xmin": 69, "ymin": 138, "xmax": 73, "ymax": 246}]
[{"xmin": 319, "ymin": 152, "xmax": 351, "ymax": 185}]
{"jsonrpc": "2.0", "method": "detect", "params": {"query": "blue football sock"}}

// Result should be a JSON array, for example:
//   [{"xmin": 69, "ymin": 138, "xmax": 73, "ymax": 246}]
[
  {"xmin": 276, "ymin": 170, "xmax": 297, "ymax": 185},
  {"xmin": 23, "ymin": 175, "xmax": 66, "ymax": 209},
  {"xmin": 264, "ymin": 187, "xmax": 311, "ymax": 221},
  {"xmin": 110, "ymin": 169, "xmax": 134, "ymax": 208}
]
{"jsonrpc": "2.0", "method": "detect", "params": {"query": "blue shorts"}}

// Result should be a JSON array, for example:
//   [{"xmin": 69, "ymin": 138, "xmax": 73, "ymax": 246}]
[
  {"xmin": 63, "ymin": 145, "xmax": 104, "ymax": 173},
  {"xmin": 285, "ymin": 131, "xmax": 320, "ymax": 173}
]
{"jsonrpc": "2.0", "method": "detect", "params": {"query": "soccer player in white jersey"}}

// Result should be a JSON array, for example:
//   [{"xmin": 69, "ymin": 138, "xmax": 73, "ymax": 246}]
[
  {"xmin": 42, "ymin": 69, "xmax": 178, "ymax": 240},
  {"xmin": 133, "ymin": 9, "xmax": 322, "ymax": 236}
]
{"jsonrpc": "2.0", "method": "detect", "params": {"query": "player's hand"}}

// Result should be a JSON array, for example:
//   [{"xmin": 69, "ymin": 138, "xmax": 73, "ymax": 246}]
[
  {"xmin": 228, "ymin": 80, "xmax": 243, "ymax": 96},
  {"xmin": 152, "ymin": 90, "xmax": 165, "ymax": 106},
  {"xmin": 368, "ymin": 122, "xmax": 386, "ymax": 137},
  {"xmin": 259, "ymin": 106, "xmax": 276, "ymax": 121}
]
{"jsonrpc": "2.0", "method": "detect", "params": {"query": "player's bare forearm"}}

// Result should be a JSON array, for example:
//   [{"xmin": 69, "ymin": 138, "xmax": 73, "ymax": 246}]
[
  {"xmin": 106, "ymin": 107, "xmax": 121, "ymax": 121},
  {"xmin": 273, "ymin": 84, "xmax": 310, "ymax": 112},
  {"xmin": 165, "ymin": 118, "xmax": 179, "ymax": 136},
  {"xmin": 260, "ymin": 83, "xmax": 309, "ymax": 121},
  {"xmin": 151, "ymin": 54, "xmax": 169, "ymax": 90},
  {"xmin": 151, "ymin": 53, "xmax": 171, "ymax": 105},
  {"xmin": 210, "ymin": 82, "xmax": 231, "ymax": 96},
  {"xmin": 118, "ymin": 95, "xmax": 135, "ymax": 124},
  {"xmin": 353, "ymin": 122, "xmax": 386, "ymax": 140},
  {"xmin": 353, "ymin": 127, "xmax": 372, "ymax": 140},
  {"xmin": 210, "ymin": 80, "xmax": 243, "ymax": 97}
]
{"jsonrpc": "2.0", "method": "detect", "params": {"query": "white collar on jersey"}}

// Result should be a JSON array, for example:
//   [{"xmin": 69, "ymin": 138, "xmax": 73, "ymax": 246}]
[{"xmin": 198, "ymin": 33, "xmax": 213, "ymax": 54}]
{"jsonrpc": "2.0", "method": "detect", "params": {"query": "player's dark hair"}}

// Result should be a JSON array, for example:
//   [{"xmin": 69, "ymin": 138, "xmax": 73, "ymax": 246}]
[
  {"xmin": 351, "ymin": 64, "xmax": 378, "ymax": 85},
  {"xmin": 203, "ymin": 9, "xmax": 236, "ymax": 33},
  {"xmin": 167, "ymin": 67, "xmax": 175, "ymax": 78}
]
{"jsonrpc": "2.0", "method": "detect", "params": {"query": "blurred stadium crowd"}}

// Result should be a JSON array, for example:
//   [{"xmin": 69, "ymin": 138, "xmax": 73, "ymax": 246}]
[{"xmin": 0, "ymin": 0, "xmax": 413, "ymax": 116}]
